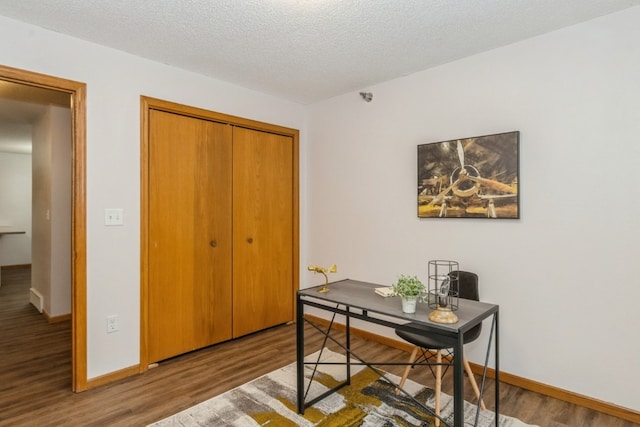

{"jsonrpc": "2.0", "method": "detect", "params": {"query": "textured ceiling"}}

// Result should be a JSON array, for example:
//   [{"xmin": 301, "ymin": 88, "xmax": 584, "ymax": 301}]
[{"xmin": 0, "ymin": 0, "xmax": 638, "ymax": 106}]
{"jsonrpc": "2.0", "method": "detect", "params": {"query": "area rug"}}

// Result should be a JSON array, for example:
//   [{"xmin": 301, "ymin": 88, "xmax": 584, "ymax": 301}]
[{"xmin": 149, "ymin": 349, "xmax": 537, "ymax": 427}]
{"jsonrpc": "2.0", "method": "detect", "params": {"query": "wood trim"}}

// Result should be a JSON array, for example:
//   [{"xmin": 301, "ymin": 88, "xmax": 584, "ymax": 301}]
[
  {"xmin": 71, "ymin": 77, "xmax": 88, "ymax": 392},
  {"xmin": 86, "ymin": 365, "xmax": 141, "ymax": 389},
  {"xmin": 0, "ymin": 64, "xmax": 87, "ymax": 392},
  {"xmin": 140, "ymin": 96, "xmax": 299, "ymax": 136},
  {"xmin": 140, "ymin": 97, "xmax": 151, "ymax": 372},
  {"xmin": 470, "ymin": 367, "xmax": 640, "ymax": 424},
  {"xmin": 291, "ymin": 125, "xmax": 300, "ymax": 320},
  {"xmin": 303, "ymin": 314, "xmax": 640, "ymax": 424},
  {"xmin": 46, "ymin": 312, "xmax": 72, "ymax": 323},
  {"xmin": 139, "ymin": 96, "xmax": 300, "ymax": 371}
]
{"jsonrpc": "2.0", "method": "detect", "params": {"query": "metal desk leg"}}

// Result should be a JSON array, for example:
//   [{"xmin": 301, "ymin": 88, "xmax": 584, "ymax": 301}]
[
  {"xmin": 495, "ymin": 311, "xmax": 500, "ymax": 427},
  {"xmin": 345, "ymin": 306, "xmax": 351, "ymax": 384},
  {"xmin": 296, "ymin": 295, "xmax": 305, "ymax": 414},
  {"xmin": 453, "ymin": 332, "xmax": 464, "ymax": 427}
]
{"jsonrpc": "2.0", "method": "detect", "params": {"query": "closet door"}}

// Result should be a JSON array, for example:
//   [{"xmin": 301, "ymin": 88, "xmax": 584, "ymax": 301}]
[
  {"xmin": 232, "ymin": 127, "xmax": 294, "ymax": 337},
  {"xmin": 148, "ymin": 110, "xmax": 233, "ymax": 363}
]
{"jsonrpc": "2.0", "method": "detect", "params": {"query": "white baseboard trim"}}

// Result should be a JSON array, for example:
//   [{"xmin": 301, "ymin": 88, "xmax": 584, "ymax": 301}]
[{"xmin": 29, "ymin": 287, "xmax": 44, "ymax": 313}]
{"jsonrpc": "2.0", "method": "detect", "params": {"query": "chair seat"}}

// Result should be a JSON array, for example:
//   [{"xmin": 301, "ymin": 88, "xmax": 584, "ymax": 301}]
[{"xmin": 395, "ymin": 321, "xmax": 482, "ymax": 350}]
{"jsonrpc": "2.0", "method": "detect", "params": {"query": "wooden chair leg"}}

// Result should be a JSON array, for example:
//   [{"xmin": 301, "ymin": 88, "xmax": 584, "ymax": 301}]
[
  {"xmin": 435, "ymin": 350, "xmax": 442, "ymax": 427},
  {"xmin": 395, "ymin": 346, "xmax": 419, "ymax": 395},
  {"xmin": 396, "ymin": 348, "xmax": 482, "ymax": 424},
  {"xmin": 463, "ymin": 356, "xmax": 486, "ymax": 410}
]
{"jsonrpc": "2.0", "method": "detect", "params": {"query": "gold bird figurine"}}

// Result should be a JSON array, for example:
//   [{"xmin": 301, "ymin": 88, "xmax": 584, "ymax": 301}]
[{"xmin": 307, "ymin": 264, "xmax": 337, "ymax": 292}]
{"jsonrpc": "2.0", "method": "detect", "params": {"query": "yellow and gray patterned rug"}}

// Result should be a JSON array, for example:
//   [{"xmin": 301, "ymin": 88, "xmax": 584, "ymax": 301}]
[{"xmin": 149, "ymin": 349, "xmax": 537, "ymax": 426}]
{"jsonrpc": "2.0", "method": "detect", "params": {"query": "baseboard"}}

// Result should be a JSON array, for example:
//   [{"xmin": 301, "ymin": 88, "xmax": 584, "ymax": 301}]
[
  {"xmin": 45, "ymin": 312, "xmax": 72, "ymax": 323},
  {"xmin": 487, "ymin": 368, "xmax": 640, "ymax": 424},
  {"xmin": 86, "ymin": 364, "xmax": 140, "ymax": 390},
  {"xmin": 303, "ymin": 314, "xmax": 640, "ymax": 424},
  {"xmin": 29, "ymin": 287, "xmax": 44, "ymax": 313}
]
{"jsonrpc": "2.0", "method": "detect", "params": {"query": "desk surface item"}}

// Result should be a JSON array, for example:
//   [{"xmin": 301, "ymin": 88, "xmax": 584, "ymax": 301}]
[
  {"xmin": 374, "ymin": 286, "xmax": 394, "ymax": 297},
  {"xmin": 0, "ymin": 226, "xmax": 26, "ymax": 236}
]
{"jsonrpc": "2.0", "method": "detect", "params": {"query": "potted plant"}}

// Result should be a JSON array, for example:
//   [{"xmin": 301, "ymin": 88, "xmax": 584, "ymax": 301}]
[{"xmin": 391, "ymin": 275, "xmax": 426, "ymax": 314}]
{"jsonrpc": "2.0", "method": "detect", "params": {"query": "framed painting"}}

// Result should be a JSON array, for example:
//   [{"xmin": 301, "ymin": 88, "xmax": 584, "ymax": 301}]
[{"xmin": 417, "ymin": 131, "xmax": 520, "ymax": 219}]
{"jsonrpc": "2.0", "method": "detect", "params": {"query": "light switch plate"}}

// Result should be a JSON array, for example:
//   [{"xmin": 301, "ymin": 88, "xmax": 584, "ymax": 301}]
[{"xmin": 104, "ymin": 208, "xmax": 124, "ymax": 226}]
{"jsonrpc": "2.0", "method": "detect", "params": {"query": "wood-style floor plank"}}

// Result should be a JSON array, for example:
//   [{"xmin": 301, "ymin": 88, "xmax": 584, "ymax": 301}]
[{"xmin": 0, "ymin": 267, "xmax": 637, "ymax": 426}]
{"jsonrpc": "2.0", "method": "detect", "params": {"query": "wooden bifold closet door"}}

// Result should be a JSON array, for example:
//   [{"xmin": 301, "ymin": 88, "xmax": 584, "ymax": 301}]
[
  {"xmin": 232, "ymin": 126, "xmax": 293, "ymax": 338},
  {"xmin": 146, "ymin": 107, "xmax": 295, "ymax": 364},
  {"xmin": 148, "ymin": 110, "xmax": 233, "ymax": 363}
]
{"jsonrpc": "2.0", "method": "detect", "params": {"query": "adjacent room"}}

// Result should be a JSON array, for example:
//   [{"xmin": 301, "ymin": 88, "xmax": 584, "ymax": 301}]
[{"xmin": 0, "ymin": 1, "xmax": 638, "ymax": 426}]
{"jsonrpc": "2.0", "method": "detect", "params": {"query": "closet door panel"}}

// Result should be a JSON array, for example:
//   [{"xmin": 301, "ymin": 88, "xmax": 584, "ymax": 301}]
[
  {"xmin": 148, "ymin": 110, "xmax": 232, "ymax": 363},
  {"xmin": 232, "ymin": 127, "xmax": 293, "ymax": 337},
  {"xmin": 191, "ymin": 117, "xmax": 233, "ymax": 350}
]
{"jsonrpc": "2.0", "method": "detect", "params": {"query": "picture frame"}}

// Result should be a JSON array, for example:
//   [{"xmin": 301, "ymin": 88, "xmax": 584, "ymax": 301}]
[{"xmin": 417, "ymin": 131, "xmax": 520, "ymax": 219}]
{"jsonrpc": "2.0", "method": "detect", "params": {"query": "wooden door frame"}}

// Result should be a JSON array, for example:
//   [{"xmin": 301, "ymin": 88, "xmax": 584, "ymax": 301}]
[
  {"xmin": 140, "ymin": 96, "xmax": 299, "ymax": 370},
  {"xmin": 0, "ymin": 65, "xmax": 87, "ymax": 391}
]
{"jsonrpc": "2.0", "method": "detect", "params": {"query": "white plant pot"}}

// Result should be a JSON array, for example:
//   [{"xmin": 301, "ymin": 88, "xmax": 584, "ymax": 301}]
[{"xmin": 401, "ymin": 296, "xmax": 417, "ymax": 314}]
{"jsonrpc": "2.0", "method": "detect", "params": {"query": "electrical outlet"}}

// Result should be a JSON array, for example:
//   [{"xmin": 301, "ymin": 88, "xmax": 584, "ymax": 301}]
[{"xmin": 107, "ymin": 315, "xmax": 118, "ymax": 333}]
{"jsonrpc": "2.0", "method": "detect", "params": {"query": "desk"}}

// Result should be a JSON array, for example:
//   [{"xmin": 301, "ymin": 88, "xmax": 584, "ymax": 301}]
[
  {"xmin": 0, "ymin": 226, "xmax": 26, "ymax": 236},
  {"xmin": 0, "ymin": 226, "xmax": 26, "ymax": 286},
  {"xmin": 296, "ymin": 279, "xmax": 499, "ymax": 427}
]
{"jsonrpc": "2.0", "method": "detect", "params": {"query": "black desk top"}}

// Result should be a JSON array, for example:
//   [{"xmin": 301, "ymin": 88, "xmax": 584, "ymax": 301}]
[{"xmin": 298, "ymin": 278, "xmax": 498, "ymax": 336}]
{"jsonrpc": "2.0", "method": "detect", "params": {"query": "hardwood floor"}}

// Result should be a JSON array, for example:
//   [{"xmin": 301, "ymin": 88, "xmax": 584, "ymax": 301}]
[{"xmin": 0, "ymin": 266, "xmax": 637, "ymax": 426}]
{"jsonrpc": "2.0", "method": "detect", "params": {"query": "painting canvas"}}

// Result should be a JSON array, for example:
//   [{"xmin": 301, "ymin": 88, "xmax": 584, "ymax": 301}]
[{"xmin": 417, "ymin": 131, "xmax": 520, "ymax": 219}]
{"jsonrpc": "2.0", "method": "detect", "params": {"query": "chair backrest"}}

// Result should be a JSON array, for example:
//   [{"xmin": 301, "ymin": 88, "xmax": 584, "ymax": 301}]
[
  {"xmin": 448, "ymin": 270, "xmax": 479, "ymax": 301},
  {"xmin": 449, "ymin": 270, "xmax": 482, "ymax": 342}
]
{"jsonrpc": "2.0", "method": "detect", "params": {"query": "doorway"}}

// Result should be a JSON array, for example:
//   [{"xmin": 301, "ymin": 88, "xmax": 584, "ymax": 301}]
[{"xmin": 0, "ymin": 65, "xmax": 87, "ymax": 391}]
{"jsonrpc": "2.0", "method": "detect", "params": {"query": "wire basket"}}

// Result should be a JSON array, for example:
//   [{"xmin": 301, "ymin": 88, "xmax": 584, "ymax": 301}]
[{"xmin": 427, "ymin": 260, "xmax": 459, "ymax": 323}]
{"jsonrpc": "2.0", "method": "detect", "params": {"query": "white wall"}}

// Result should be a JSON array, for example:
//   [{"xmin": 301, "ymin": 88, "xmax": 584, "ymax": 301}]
[
  {"xmin": 306, "ymin": 7, "xmax": 640, "ymax": 411},
  {"xmin": 31, "ymin": 105, "xmax": 72, "ymax": 317},
  {"xmin": 0, "ymin": 151, "xmax": 31, "ymax": 265},
  {"xmin": 32, "ymin": 109, "xmax": 52, "ymax": 308},
  {"xmin": 0, "ymin": 15, "xmax": 307, "ymax": 379},
  {"xmin": 49, "ymin": 105, "xmax": 72, "ymax": 317}
]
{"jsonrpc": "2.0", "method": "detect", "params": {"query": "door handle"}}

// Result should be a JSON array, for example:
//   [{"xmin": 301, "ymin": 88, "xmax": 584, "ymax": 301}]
[
  {"xmin": 210, "ymin": 240, "xmax": 217, "ymax": 247},
  {"xmin": 247, "ymin": 237, "xmax": 253, "ymax": 244}
]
